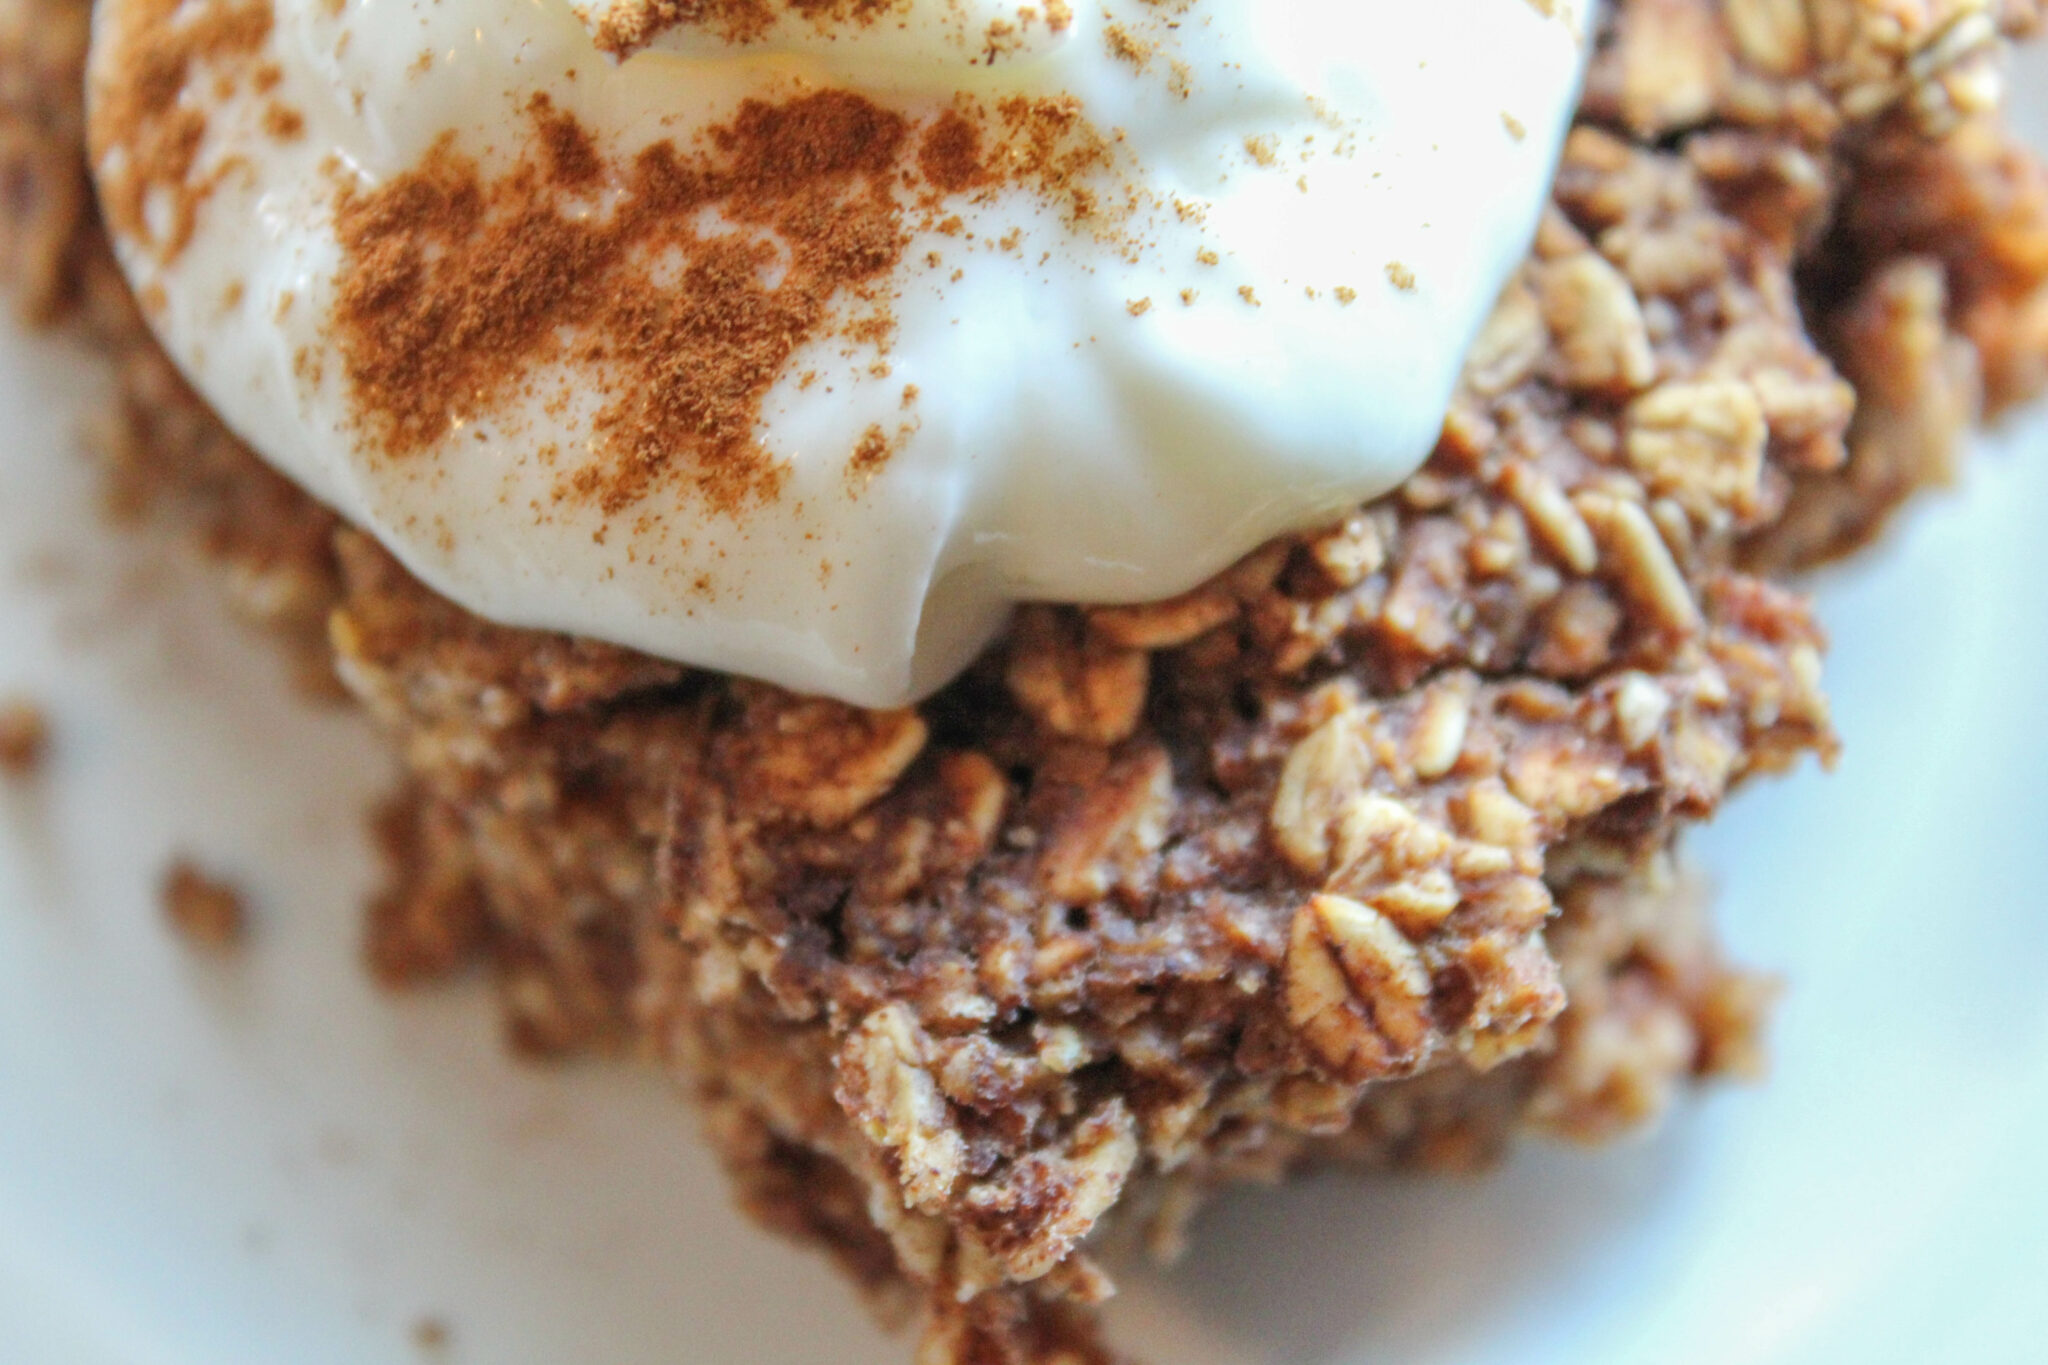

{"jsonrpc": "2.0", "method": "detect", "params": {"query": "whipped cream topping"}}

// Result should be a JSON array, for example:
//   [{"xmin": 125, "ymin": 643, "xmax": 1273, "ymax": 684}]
[{"xmin": 87, "ymin": 0, "xmax": 1592, "ymax": 707}]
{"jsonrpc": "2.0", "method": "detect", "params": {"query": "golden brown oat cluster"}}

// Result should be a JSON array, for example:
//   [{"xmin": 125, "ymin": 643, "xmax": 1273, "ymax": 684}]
[
  {"xmin": 6, "ymin": 1, "xmax": 2047, "ymax": 1361},
  {"xmin": 323, "ymin": 87, "xmax": 1126, "ymax": 519}
]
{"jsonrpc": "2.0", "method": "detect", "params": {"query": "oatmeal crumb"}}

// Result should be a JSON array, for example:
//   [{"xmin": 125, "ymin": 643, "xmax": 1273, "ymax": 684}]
[
  {"xmin": 161, "ymin": 859, "xmax": 248, "ymax": 949},
  {"xmin": 1103, "ymin": 22, "xmax": 1152, "ymax": 70},
  {"xmin": 0, "ymin": 699, "xmax": 50, "ymax": 776}
]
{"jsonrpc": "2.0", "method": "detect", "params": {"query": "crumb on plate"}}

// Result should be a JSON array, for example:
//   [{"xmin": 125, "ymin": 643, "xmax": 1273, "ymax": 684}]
[
  {"xmin": 0, "ymin": 697, "xmax": 50, "ymax": 776},
  {"xmin": 161, "ymin": 858, "xmax": 247, "ymax": 949}
]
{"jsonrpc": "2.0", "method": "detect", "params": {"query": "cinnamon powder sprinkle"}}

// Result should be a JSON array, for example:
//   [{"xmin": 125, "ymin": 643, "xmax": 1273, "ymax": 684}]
[
  {"xmin": 330, "ymin": 90, "xmax": 1132, "ymax": 519},
  {"xmin": 87, "ymin": 0, "xmax": 275, "ymax": 262},
  {"xmin": 331, "ymin": 91, "xmax": 921, "ymax": 518},
  {"xmin": 977, "ymin": 95, "xmax": 1117, "ymax": 225},
  {"xmin": 917, "ymin": 107, "xmax": 989, "ymax": 195},
  {"xmin": 846, "ymin": 422, "xmax": 898, "ymax": 486},
  {"xmin": 1104, "ymin": 23, "xmax": 1153, "ymax": 70},
  {"xmin": 589, "ymin": 0, "xmax": 911, "ymax": 56},
  {"xmin": 262, "ymin": 102, "xmax": 304, "ymax": 141}
]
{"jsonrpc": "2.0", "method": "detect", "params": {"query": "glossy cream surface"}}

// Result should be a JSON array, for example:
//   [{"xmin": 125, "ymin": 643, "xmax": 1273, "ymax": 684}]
[{"xmin": 89, "ymin": 0, "xmax": 1592, "ymax": 705}]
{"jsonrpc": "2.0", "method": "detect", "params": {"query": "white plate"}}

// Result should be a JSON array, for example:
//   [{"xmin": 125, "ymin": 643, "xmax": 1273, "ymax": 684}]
[{"xmin": 5, "ymin": 51, "xmax": 2048, "ymax": 1365}]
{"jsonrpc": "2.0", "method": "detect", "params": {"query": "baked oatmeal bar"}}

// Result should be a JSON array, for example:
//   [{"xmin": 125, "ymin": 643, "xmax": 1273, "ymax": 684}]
[{"xmin": 6, "ymin": 1, "xmax": 2048, "ymax": 1361}]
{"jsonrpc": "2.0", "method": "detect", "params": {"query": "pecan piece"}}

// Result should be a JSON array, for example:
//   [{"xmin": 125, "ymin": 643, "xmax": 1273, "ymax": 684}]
[{"xmin": 1282, "ymin": 893, "xmax": 1435, "ymax": 1083}]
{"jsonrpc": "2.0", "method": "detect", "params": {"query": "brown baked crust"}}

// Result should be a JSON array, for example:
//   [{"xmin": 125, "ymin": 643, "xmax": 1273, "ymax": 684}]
[{"xmin": 7, "ymin": 1, "xmax": 2048, "ymax": 1361}]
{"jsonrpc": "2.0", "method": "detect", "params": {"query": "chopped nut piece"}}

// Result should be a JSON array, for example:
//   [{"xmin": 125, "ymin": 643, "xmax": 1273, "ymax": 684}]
[
  {"xmin": 1306, "ymin": 515, "xmax": 1388, "ymax": 589},
  {"xmin": 935, "ymin": 751, "xmax": 1007, "ymax": 864},
  {"xmin": 1601, "ymin": 218, "xmax": 1729, "ymax": 298},
  {"xmin": 1612, "ymin": 672, "xmax": 1672, "ymax": 752},
  {"xmin": 1824, "ymin": 2, "xmax": 2006, "ymax": 134},
  {"xmin": 1035, "ymin": 1023, "xmax": 1090, "ymax": 1074},
  {"xmin": 1283, "ymin": 894, "xmax": 1434, "ymax": 1083}
]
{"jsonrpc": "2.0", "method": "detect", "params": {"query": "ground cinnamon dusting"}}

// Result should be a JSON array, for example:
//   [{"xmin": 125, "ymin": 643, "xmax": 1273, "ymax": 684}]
[
  {"xmin": 87, "ymin": 0, "xmax": 274, "ymax": 262},
  {"xmin": 1104, "ymin": 23, "xmax": 1153, "ymax": 70},
  {"xmin": 533, "ymin": 96, "xmax": 602, "ymax": 187},
  {"xmin": 331, "ymin": 92, "xmax": 922, "ymax": 516},
  {"xmin": 846, "ymin": 422, "xmax": 896, "ymax": 486},
  {"xmin": 917, "ymin": 107, "xmax": 988, "ymax": 194},
  {"xmin": 331, "ymin": 89, "xmax": 1133, "ymax": 518},
  {"xmin": 589, "ymin": 0, "xmax": 910, "ymax": 55},
  {"xmin": 982, "ymin": 96, "xmax": 1118, "ymax": 225},
  {"xmin": 914, "ymin": 96, "xmax": 1121, "ymax": 226},
  {"xmin": 0, "ymin": 698, "xmax": 49, "ymax": 776}
]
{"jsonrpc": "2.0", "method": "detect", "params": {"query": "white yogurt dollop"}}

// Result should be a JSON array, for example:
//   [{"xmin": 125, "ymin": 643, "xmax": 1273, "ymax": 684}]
[{"xmin": 88, "ymin": 0, "xmax": 1592, "ymax": 706}]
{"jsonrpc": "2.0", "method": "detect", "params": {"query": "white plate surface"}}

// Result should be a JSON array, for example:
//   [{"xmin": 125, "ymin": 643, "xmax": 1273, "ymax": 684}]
[{"xmin": 4, "ymin": 48, "xmax": 2047, "ymax": 1365}]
